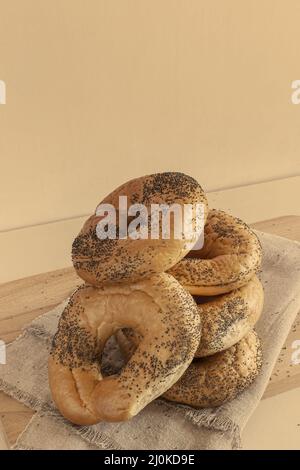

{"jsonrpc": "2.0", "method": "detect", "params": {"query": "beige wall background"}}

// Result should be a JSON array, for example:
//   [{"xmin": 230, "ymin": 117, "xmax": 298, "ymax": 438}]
[{"xmin": 0, "ymin": 0, "xmax": 300, "ymax": 232}]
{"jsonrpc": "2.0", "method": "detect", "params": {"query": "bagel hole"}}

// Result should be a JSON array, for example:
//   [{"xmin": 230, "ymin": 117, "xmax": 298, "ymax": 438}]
[
  {"xmin": 193, "ymin": 295, "xmax": 218, "ymax": 304},
  {"xmin": 100, "ymin": 329, "xmax": 138, "ymax": 377},
  {"xmin": 185, "ymin": 248, "xmax": 204, "ymax": 259}
]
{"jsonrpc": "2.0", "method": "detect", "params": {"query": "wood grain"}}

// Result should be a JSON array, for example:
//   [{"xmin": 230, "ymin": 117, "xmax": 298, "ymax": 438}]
[
  {"xmin": 0, "ymin": 215, "xmax": 299, "ymax": 446},
  {"xmin": 0, "ymin": 416, "xmax": 9, "ymax": 450}
]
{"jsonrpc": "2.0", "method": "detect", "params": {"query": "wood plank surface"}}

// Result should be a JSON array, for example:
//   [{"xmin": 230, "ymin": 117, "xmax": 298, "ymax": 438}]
[{"xmin": 0, "ymin": 215, "xmax": 299, "ymax": 446}]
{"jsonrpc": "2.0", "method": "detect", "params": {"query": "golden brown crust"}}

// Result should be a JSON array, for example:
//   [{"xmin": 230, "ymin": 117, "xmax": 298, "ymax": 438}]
[
  {"xmin": 168, "ymin": 209, "xmax": 262, "ymax": 295},
  {"xmin": 163, "ymin": 329, "xmax": 262, "ymax": 408},
  {"xmin": 72, "ymin": 172, "xmax": 208, "ymax": 286},
  {"xmin": 48, "ymin": 273, "xmax": 201, "ymax": 425}
]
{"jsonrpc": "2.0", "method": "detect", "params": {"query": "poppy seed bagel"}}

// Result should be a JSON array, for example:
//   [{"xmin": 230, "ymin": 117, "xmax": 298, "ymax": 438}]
[
  {"xmin": 48, "ymin": 273, "xmax": 201, "ymax": 425},
  {"xmin": 72, "ymin": 172, "xmax": 208, "ymax": 286},
  {"xmin": 168, "ymin": 209, "xmax": 262, "ymax": 296},
  {"xmin": 163, "ymin": 329, "xmax": 262, "ymax": 408}
]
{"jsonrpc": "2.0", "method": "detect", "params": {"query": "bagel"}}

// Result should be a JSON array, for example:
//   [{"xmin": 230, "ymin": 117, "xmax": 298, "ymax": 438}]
[
  {"xmin": 163, "ymin": 329, "xmax": 262, "ymax": 408},
  {"xmin": 168, "ymin": 209, "xmax": 262, "ymax": 295},
  {"xmin": 72, "ymin": 172, "xmax": 208, "ymax": 286},
  {"xmin": 117, "ymin": 275, "xmax": 264, "ymax": 359},
  {"xmin": 195, "ymin": 275, "xmax": 264, "ymax": 357},
  {"xmin": 48, "ymin": 273, "xmax": 201, "ymax": 425}
]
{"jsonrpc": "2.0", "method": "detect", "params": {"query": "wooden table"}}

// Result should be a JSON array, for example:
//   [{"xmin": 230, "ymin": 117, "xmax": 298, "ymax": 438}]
[{"xmin": 0, "ymin": 216, "xmax": 300, "ymax": 447}]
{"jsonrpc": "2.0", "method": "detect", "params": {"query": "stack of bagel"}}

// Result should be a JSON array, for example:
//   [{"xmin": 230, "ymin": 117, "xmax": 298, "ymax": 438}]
[{"xmin": 48, "ymin": 172, "xmax": 263, "ymax": 425}]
